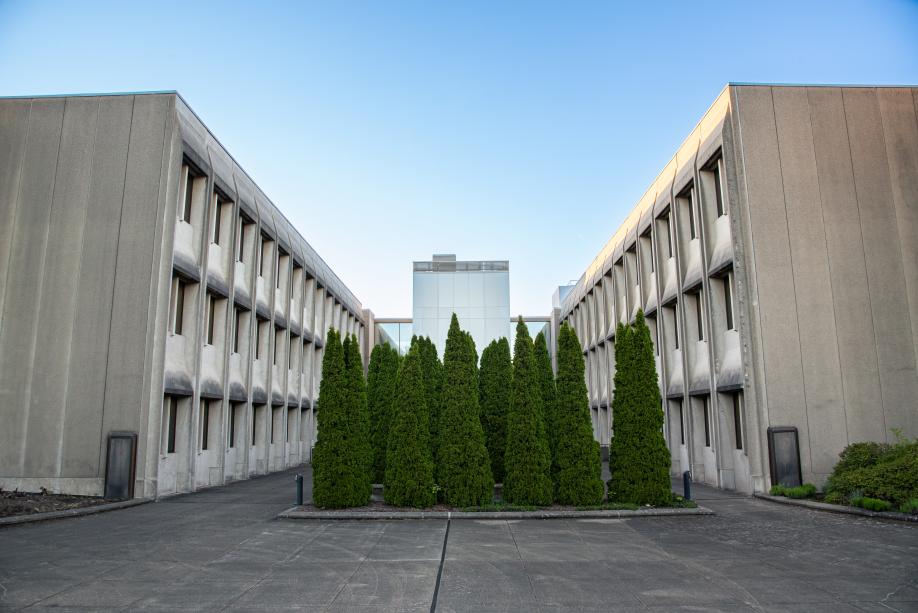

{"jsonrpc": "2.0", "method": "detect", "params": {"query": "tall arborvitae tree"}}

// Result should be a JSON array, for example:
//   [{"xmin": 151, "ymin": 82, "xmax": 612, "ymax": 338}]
[
  {"xmin": 608, "ymin": 311, "xmax": 672, "ymax": 505},
  {"xmin": 368, "ymin": 344, "xmax": 398, "ymax": 484},
  {"xmin": 436, "ymin": 314, "xmax": 494, "ymax": 506},
  {"xmin": 553, "ymin": 324, "xmax": 604, "ymax": 505},
  {"xmin": 384, "ymin": 341, "xmax": 435, "ymax": 507},
  {"xmin": 313, "ymin": 329, "xmax": 369, "ymax": 508},
  {"xmin": 533, "ymin": 331, "xmax": 557, "ymax": 464},
  {"xmin": 418, "ymin": 336, "xmax": 443, "ymax": 462},
  {"xmin": 479, "ymin": 338, "xmax": 512, "ymax": 483},
  {"xmin": 343, "ymin": 333, "xmax": 373, "ymax": 502},
  {"xmin": 503, "ymin": 317, "xmax": 553, "ymax": 505}
]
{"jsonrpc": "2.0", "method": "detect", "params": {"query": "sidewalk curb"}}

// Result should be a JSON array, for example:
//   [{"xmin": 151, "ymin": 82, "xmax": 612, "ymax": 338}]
[
  {"xmin": 754, "ymin": 493, "xmax": 918, "ymax": 523},
  {"xmin": 0, "ymin": 498, "xmax": 151, "ymax": 527},
  {"xmin": 277, "ymin": 506, "xmax": 713, "ymax": 520}
]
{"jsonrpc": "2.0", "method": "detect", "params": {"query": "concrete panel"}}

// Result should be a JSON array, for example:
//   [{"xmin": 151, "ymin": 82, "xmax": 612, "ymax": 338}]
[
  {"xmin": 807, "ymin": 87, "xmax": 884, "ymax": 444},
  {"xmin": 101, "ymin": 95, "xmax": 170, "ymax": 439},
  {"xmin": 61, "ymin": 96, "xmax": 134, "ymax": 478},
  {"xmin": 771, "ymin": 87, "xmax": 845, "ymax": 475},
  {"xmin": 733, "ymin": 87, "xmax": 808, "ymax": 466},
  {"xmin": 24, "ymin": 98, "xmax": 99, "ymax": 477},
  {"xmin": 843, "ymin": 88, "xmax": 918, "ymax": 439},
  {"xmin": 0, "ymin": 98, "xmax": 64, "ymax": 476},
  {"xmin": 877, "ymin": 90, "xmax": 918, "ymax": 423},
  {"xmin": 0, "ymin": 100, "xmax": 31, "ymax": 332}
]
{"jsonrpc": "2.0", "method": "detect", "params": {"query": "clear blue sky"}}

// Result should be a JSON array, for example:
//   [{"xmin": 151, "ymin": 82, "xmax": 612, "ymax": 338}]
[{"xmin": 2, "ymin": 0, "xmax": 916, "ymax": 317}]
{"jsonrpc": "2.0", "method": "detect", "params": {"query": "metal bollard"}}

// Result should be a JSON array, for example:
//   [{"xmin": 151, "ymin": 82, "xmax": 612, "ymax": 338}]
[
  {"xmin": 295, "ymin": 474, "xmax": 304, "ymax": 506},
  {"xmin": 682, "ymin": 470, "xmax": 692, "ymax": 501}
]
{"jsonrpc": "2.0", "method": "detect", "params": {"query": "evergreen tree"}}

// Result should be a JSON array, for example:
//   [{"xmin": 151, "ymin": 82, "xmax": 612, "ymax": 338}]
[
  {"xmin": 503, "ymin": 317, "xmax": 553, "ymax": 505},
  {"xmin": 344, "ymin": 333, "xmax": 373, "ymax": 501},
  {"xmin": 479, "ymin": 338, "xmax": 512, "ymax": 483},
  {"xmin": 533, "ymin": 331, "xmax": 557, "ymax": 464},
  {"xmin": 436, "ymin": 314, "xmax": 494, "ymax": 506},
  {"xmin": 384, "ymin": 343, "xmax": 435, "ymax": 507},
  {"xmin": 418, "ymin": 336, "xmax": 443, "ymax": 462},
  {"xmin": 608, "ymin": 311, "xmax": 672, "ymax": 505},
  {"xmin": 368, "ymin": 344, "xmax": 398, "ymax": 484},
  {"xmin": 553, "ymin": 324, "xmax": 604, "ymax": 505},
  {"xmin": 312, "ymin": 329, "xmax": 370, "ymax": 508}
]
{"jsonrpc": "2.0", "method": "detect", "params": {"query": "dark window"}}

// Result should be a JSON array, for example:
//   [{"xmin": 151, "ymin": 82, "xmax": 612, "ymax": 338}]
[
  {"xmin": 212, "ymin": 194, "xmax": 223, "ymax": 244},
  {"xmin": 181, "ymin": 170, "xmax": 194, "ymax": 223},
  {"xmin": 695, "ymin": 293, "xmax": 705, "ymax": 341},
  {"xmin": 173, "ymin": 279, "xmax": 186, "ymax": 335},
  {"xmin": 287, "ymin": 411, "xmax": 293, "ymax": 442},
  {"xmin": 686, "ymin": 186, "xmax": 697, "ymax": 240},
  {"xmin": 201, "ymin": 401, "xmax": 210, "ymax": 451},
  {"xmin": 677, "ymin": 400, "xmax": 685, "ymax": 444},
  {"xmin": 206, "ymin": 294, "xmax": 216, "ymax": 345},
  {"xmin": 733, "ymin": 393, "xmax": 744, "ymax": 450},
  {"xmin": 714, "ymin": 158, "xmax": 726, "ymax": 217},
  {"xmin": 256, "ymin": 319, "xmax": 264, "ymax": 360},
  {"xmin": 724, "ymin": 274, "xmax": 735, "ymax": 331},
  {"xmin": 660, "ymin": 210, "xmax": 674, "ymax": 258},
  {"xmin": 252, "ymin": 407, "xmax": 257, "ymax": 446},
  {"xmin": 672, "ymin": 307, "xmax": 679, "ymax": 350},
  {"xmin": 229, "ymin": 404, "xmax": 237, "ymax": 448},
  {"xmin": 270, "ymin": 409, "xmax": 276, "ymax": 444},
  {"xmin": 702, "ymin": 397, "xmax": 711, "ymax": 447},
  {"xmin": 276, "ymin": 253, "xmax": 283, "ymax": 289},
  {"xmin": 259, "ymin": 235, "xmax": 269, "ymax": 277},
  {"xmin": 167, "ymin": 398, "xmax": 177, "ymax": 454},
  {"xmin": 233, "ymin": 309, "xmax": 242, "ymax": 354}
]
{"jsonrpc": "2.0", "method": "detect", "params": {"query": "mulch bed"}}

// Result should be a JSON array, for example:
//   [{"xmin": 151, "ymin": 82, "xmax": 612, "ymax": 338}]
[{"xmin": 0, "ymin": 491, "xmax": 113, "ymax": 518}]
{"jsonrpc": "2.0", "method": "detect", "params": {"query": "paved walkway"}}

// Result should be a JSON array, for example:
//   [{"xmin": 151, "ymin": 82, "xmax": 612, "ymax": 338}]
[{"xmin": 0, "ymin": 467, "xmax": 916, "ymax": 611}]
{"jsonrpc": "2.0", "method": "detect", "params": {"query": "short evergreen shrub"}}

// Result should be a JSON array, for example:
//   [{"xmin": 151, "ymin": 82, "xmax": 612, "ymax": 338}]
[
  {"xmin": 479, "ymin": 338, "xmax": 512, "ymax": 483},
  {"xmin": 368, "ymin": 344, "xmax": 398, "ymax": 484},
  {"xmin": 607, "ymin": 311, "xmax": 672, "ymax": 506},
  {"xmin": 552, "ymin": 324, "xmax": 604, "ymax": 506},
  {"xmin": 503, "ymin": 318, "xmax": 553, "ymax": 506},
  {"xmin": 435, "ymin": 315, "xmax": 494, "ymax": 506},
  {"xmin": 825, "ymin": 434, "xmax": 918, "ymax": 506},
  {"xmin": 899, "ymin": 498, "xmax": 918, "ymax": 514},
  {"xmin": 312, "ymin": 329, "xmax": 371, "ymax": 508},
  {"xmin": 384, "ymin": 343, "xmax": 435, "ymax": 508},
  {"xmin": 850, "ymin": 496, "xmax": 892, "ymax": 512}
]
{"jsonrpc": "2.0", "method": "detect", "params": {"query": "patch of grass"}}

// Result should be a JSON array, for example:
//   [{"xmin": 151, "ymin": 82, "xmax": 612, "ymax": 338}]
[
  {"xmin": 850, "ymin": 496, "xmax": 892, "ymax": 512},
  {"xmin": 769, "ymin": 483, "xmax": 817, "ymax": 499},
  {"xmin": 668, "ymin": 494, "xmax": 698, "ymax": 509},
  {"xmin": 898, "ymin": 499, "xmax": 918, "ymax": 515},
  {"xmin": 460, "ymin": 503, "xmax": 540, "ymax": 512}
]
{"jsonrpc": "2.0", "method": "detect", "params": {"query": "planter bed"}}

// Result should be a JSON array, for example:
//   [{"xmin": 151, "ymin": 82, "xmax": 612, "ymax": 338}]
[{"xmin": 755, "ymin": 493, "xmax": 918, "ymax": 523}]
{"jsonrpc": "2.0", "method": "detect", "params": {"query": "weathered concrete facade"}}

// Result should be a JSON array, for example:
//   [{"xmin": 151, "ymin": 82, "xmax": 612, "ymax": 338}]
[
  {"xmin": 559, "ymin": 84, "xmax": 918, "ymax": 493},
  {"xmin": 0, "ymin": 92, "xmax": 371, "ymax": 498}
]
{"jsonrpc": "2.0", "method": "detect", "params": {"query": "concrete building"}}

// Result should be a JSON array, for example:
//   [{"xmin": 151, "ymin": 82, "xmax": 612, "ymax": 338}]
[
  {"xmin": 0, "ymin": 92, "xmax": 375, "ymax": 498},
  {"xmin": 412, "ymin": 254, "xmax": 510, "ymax": 358},
  {"xmin": 558, "ymin": 84, "xmax": 918, "ymax": 494}
]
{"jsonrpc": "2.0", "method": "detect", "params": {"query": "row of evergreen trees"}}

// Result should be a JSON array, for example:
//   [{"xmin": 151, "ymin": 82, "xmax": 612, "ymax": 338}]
[{"xmin": 312, "ymin": 310, "xmax": 670, "ymax": 509}]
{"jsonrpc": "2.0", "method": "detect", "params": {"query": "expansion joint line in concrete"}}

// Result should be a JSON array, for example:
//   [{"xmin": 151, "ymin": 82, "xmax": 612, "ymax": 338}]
[{"xmin": 429, "ymin": 512, "xmax": 451, "ymax": 613}]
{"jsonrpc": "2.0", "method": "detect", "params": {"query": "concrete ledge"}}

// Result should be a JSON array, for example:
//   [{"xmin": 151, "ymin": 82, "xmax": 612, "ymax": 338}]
[
  {"xmin": 277, "ymin": 506, "xmax": 713, "ymax": 520},
  {"xmin": 0, "ymin": 498, "xmax": 151, "ymax": 527},
  {"xmin": 755, "ymin": 493, "xmax": 918, "ymax": 523}
]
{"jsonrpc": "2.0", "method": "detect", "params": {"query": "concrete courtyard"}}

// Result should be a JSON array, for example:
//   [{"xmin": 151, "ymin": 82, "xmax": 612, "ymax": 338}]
[{"xmin": 0, "ymin": 467, "xmax": 916, "ymax": 612}]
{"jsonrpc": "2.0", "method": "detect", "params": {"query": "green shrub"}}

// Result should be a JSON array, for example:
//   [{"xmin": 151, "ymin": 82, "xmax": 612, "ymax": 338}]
[
  {"xmin": 343, "ymin": 334, "xmax": 373, "ymax": 500},
  {"xmin": 368, "ymin": 344, "xmax": 399, "ymax": 484},
  {"xmin": 384, "ymin": 343, "xmax": 435, "ymax": 508},
  {"xmin": 503, "ymin": 318, "xmax": 553, "ymax": 506},
  {"xmin": 552, "ymin": 323, "xmax": 604, "ymax": 506},
  {"xmin": 418, "ymin": 336, "xmax": 443, "ymax": 462},
  {"xmin": 898, "ymin": 499, "xmax": 918, "ymax": 514},
  {"xmin": 435, "ymin": 314, "xmax": 494, "ymax": 506},
  {"xmin": 607, "ymin": 311, "xmax": 672, "ymax": 506},
  {"xmin": 825, "ymin": 436, "xmax": 918, "ymax": 506},
  {"xmin": 478, "ymin": 338, "xmax": 512, "ymax": 483},
  {"xmin": 850, "ymin": 496, "xmax": 892, "ymax": 512},
  {"xmin": 770, "ymin": 483, "xmax": 817, "ymax": 499},
  {"xmin": 533, "ymin": 331, "xmax": 557, "ymax": 460},
  {"xmin": 312, "ymin": 329, "xmax": 371, "ymax": 508}
]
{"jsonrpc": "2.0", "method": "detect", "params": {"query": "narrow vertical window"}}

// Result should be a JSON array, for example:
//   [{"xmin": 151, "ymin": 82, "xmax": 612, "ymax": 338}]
[
  {"xmin": 167, "ymin": 398, "xmax": 177, "ymax": 453},
  {"xmin": 258, "ymin": 235, "xmax": 265, "ymax": 277},
  {"xmin": 276, "ymin": 254, "xmax": 282, "ymax": 289},
  {"xmin": 287, "ymin": 411, "xmax": 293, "ymax": 442},
  {"xmin": 206, "ymin": 294, "xmax": 216, "ymax": 345},
  {"xmin": 252, "ymin": 407, "xmax": 257, "ymax": 446},
  {"xmin": 255, "ymin": 320, "xmax": 263, "ymax": 360},
  {"xmin": 270, "ymin": 409, "xmax": 276, "ymax": 444},
  {"xmin": 233, "ymin": 309, "xmax": 242, "ymax": 354},
  {"xmin": 229, "ymin": 404, "xmax": 237, "ymax": 448},
  {"xmin": 211, "ymin": 194, "xmax": 223, "ymax": 244},
  {"xmin": 724, "ymin": 273, "xmax": 735, "ymax": 331},
  {"xmin": 714, "ymin": 158, "xmax": 726, "ymax": 218},
  {"xmin": 172, "ymin": 279, "xmax": 186, "ymax": 335},
  {"xmin": 733, "ymin": 393, "xmax": 744, "ymax": 451},
  {"xmin": 235, "ymin": 216, "xmax": 245, "ymax": 263},
  {"xmin": 201, "ymin": 400, "xmax": 210, "ymax": 451},
  {"xmin": 687, "ymin": 186, "xmax": 697, "ymax": 240},
  {"xmin": 695, "ymin": 293, "xmax": 705, "ymax": 341},
  {"xmin": 663, "ymin": 211, "xmax": 674, "ymax": 258},
  {"xmin": 181, "ymin": 170, "xmax": 194, "ymax": 223},
  {"xmin": 677, "ymin": 400, "xmax": 685, "ymax": 444},
  {"xmin": 672, "ymin": 307, "xmax": 680, "ymax": 350},
  {"xmin": 702, "ymin": 397, "xmax": 711, "ymax": 447}
]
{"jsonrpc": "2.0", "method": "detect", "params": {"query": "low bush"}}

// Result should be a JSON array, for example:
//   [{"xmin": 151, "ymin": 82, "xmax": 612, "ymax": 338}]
[
  {"xmin": 769, "ymin": 483, "xmax": 817, "ymax": 499},
  {"xmin": 850, "ymin": 496, "xmax": 892, "ymax": 512},
  {"xmin": 898, "ymin": 499, "xmax": 918, "ymax": 515},
  {"xmin": 825, "ymin": 434, "xmax": 918, "ymax": 507}
]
